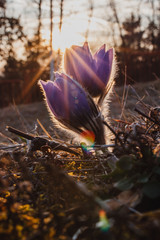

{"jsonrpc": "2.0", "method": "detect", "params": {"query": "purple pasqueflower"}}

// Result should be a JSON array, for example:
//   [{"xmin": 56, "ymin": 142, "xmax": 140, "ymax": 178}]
[
  {"xmin": 39, "ymin": 73, "xmax": 105, "ymax": 144},
  {"xmin": 64, "ymin": 42, "xmax": 114, "ymax": 97}
]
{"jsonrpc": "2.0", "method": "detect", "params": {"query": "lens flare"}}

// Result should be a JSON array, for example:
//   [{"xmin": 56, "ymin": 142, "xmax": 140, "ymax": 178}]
[
  {"xmin": 80, "ymin": 130, "xmax": 95, "ymax": 145},
  {"xmin": 97, "ymin": 210, "xmax": 110, "ymax": 232},
  {"xmin": 80, "ymin": 130, "xmax": 95, "ymax": 152}
]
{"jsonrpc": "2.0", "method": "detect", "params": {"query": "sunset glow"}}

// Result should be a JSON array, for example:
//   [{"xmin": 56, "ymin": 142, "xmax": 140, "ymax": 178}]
[{"xmin": 42, "ymin": 18, "xmax": 87, "ymax": 52}]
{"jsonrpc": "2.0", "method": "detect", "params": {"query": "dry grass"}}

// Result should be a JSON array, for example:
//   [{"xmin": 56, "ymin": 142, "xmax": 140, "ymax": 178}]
[
  {"xmin": 1, "ymin": 79, "xmax": 160, "ymax": 144},
  {"xmin": 110, "ymin": 79, "xmax": 160, "ymax": 120}
]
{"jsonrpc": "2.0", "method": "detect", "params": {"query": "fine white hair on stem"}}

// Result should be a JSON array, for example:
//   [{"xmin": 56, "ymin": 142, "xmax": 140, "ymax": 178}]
[{"xmin": 98, "ymin": 48, "xmax": 117, "ymax": 145}]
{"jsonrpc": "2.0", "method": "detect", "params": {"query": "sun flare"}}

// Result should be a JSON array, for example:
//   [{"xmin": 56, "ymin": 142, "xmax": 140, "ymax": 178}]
[{"xmin": 42, "ymin": 19, "xmax": 86, "ymax": 52}]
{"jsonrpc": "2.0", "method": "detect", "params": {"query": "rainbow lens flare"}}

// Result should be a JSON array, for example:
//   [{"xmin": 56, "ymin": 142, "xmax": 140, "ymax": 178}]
[
  {"xmin": 80, "ymin": 130, "xmax": 95, "ymax": 152},
  {"xmin": 96, "ymin": 210, "xmax": 110, "ymax": 232}
]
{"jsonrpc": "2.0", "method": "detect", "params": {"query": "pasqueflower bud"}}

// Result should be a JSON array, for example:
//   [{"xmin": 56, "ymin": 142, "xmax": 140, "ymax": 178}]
[
  {"xmin": 39, "ymin": 73, "xmax": 105, "ymax": 144},
  {"xmin": 64, "ymin": 42, "xmax": 114, "ymax": 98}
]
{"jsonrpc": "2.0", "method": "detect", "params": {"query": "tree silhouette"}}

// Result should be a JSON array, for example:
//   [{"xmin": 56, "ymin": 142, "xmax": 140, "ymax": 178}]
[
  {"xmin": 0, "ymin": 4, "xmax": 25, "ymax": 61},
  {"xmin": 117, "ymin": 12, "xmax": 160, "ymax": 85},
  {"xmin": 122, "ymin": 14, "xmax": 144, "ymax": 50},
  {"xmin": 22, "ymin": 0, "xmax": 50, "ymax": 103},
  {"xmin": 0, "ymin": 1, "xmax": 26, "ymax": 107}
]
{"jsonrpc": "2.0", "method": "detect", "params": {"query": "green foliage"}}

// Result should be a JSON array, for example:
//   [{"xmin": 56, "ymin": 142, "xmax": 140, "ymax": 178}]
[
  {"xmin": 107, "ymin": 150, "xmax": 160, "ymax": 198},
  {"xmin": 116, "ymin": 155, "xmax": 135, "ymax": 171},
  {"xmin": 142, "ymin": 181, "xmax": 160, "ymax": 199}
]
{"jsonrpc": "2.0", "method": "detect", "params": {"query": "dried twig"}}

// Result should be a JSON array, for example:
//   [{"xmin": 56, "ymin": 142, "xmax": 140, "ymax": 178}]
[
  {"xmin": 103, "ymin": 120, "xmax": 125, "ymax": 150},
  {"xmin": 134, "ymin": 107, "xmax": 160, "ymax": 127},
  {"xmin": 7, "ymin": 126, "xmax": 80, "ymax": 156},
  {"xmin": 7, "ymin": 126, "xmax": 34, "ymax": 140},
  {"xmin": 0, "ymin": 143, "xmax": 25, "ymax": 150}
]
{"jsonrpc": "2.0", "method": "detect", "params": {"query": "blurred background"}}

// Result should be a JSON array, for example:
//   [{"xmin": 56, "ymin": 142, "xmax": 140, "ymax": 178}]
[{"xmin": 0, "ymin": 0, "xmax": 160, "ymax": 108}]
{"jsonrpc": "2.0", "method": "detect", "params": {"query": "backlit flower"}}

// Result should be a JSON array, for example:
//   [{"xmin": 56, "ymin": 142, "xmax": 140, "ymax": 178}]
[
  {"xmin": 39, "ymin": 73, "xmax": 105, "ymax": 144},
  {"xmin": 64, "ymin": 42, "xmax": 114, "ymax": 97}
]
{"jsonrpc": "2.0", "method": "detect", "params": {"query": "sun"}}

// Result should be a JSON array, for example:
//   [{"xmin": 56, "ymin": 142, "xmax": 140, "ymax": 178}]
[
  {"xmin": 53, "ymin": 26, "xmax": 84, "ymax": 52},
  {"xmin": 42, "ymin": 18, "xmax": 86, "ymax": 52}
]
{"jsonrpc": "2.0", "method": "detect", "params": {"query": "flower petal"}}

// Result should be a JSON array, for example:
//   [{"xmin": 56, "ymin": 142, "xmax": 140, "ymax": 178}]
[
  {"xmin": 83, "ymin": 42, "xmax": 93, "ymax": 61},
  {"xmin": 39, "ymin": 76, "xmax": 93, "ymax": 126},
  {"xmin": 39, "ymin": 80, "xmax": 66, "ymax": 119},
  {"xmin": 64, "ymin": 43, "xmax": 114, "ymax": 98},
  {"xmin": 93, "ymin": 44, "xmax": 106, "ymax": 69},
  {"xmin": 39, "ymin": 73, "xmax": 105, "ymax": 144},
  {"xmin": 64, "ymin": 43, "xmax": 94, "ymax": 86},
  {"xmin": 96, "ymin": 48, "xmax": 114, "ymax": 86}
]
